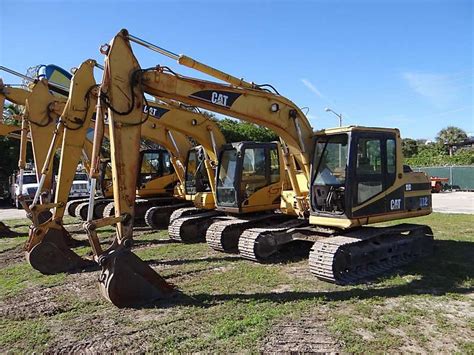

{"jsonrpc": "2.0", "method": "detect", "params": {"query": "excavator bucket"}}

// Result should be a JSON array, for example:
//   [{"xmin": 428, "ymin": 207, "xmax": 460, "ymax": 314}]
[
  {"xmin": 98, "ymin": 247, "xmax": 175, "ymax": 308},
  {"xmin": 26, "ymin": 226, "xmax": 93, "ymax": 274},
  {"xmin": 0, "ymin": 222, "xmax": 22, "ymax": 238}
]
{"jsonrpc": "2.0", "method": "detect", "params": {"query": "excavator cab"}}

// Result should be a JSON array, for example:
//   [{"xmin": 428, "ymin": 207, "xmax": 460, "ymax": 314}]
[
  {"xmin": 184, "ymin": 146, "xmax": 211, "ymax": 195},
  {"xmin": 98, "ymin": 159, "xmax": 113, "ymax": 198},
  {"xmin": 216, "ymin": 141, "xmax": 282, "ymax": 213},
  {"xmin": 310, "ymin": 126, "xmax": 432, "ymax": 228},
  {"xmin": 137, "ymin": 149, "xmax": 175, "ymax": 194}
]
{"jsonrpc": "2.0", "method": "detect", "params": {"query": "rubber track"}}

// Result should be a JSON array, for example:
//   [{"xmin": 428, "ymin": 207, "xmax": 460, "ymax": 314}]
[
  {"xmin": 308, "ymin": 224, "xmax": 434, "ymax": 284},
  {"xmin": 74, "ymin": 202, "xmax": 90, "ymax": 221},
  {"xmin": 168, "ymin": 210, "xmax": 221, "ymax": 242},
  {"xmin": 205, "ymin": 217, "xmax": 242, "ymax": 251},
  {"xmin": 169, "ymin": 207, "xmax": 202, "ymax": 224},
  {"xmin": 144, "ymin": 202, "xmax": 194, "ymax": 229},
  {"xmin": 102, "ymin": 202, "xmax": 115, "ymax": 218},
  {"xmin": 66, "ymin": 198, "xmax": 88, "ymax": 217},
  {"xmin": 206, "ymin": 214, "xmax": 291, "ymax": 253},
  {"xmin": 238, "ymin": 219, "xmax": 307, "ymax": 261},
  {"xmin": 101, "ymin": 198, "xmax": 147, "ymax": 218}
]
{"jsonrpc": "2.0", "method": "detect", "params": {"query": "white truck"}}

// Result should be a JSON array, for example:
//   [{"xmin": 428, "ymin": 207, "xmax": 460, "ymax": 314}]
[
  {"xmin": 9, "ymin": 171, "xmax": 39, "ymax": 208},
  {"xmin": 68, "ymin": 172, "xmax": 90, "ymax": 199}
]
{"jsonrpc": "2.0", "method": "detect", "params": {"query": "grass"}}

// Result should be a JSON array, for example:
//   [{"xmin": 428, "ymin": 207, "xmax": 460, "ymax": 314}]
[
  {"xmin": 0, "ymin": 318, "xmax": 51, "ymax": 352},
  {"xmin": 0, "ymin": 262, "xmax": 67, "ymax": 299},
  {"xmin": 0, "ymin": 212, "xmax": 473, "ymax": 352}
]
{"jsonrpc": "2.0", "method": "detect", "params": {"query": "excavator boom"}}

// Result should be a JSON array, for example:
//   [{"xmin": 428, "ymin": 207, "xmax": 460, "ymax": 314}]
[{"xmin": 84, "ymin": 34, "xmax": 174, "ymax": 307}]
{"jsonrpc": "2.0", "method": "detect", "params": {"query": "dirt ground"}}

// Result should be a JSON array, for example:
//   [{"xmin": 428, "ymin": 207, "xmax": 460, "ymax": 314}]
[{"xmin": 0, "ymin": 213, "xmax": 473, "ymax": 353}]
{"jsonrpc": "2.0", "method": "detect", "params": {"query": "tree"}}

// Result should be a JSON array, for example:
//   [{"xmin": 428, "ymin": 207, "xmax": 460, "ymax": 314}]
[
  {"xmin": 215, "ymin": 118, "xmax": 278, "ymax": 143},
  {"xmin": 402, "ymin": 138, "xmax": 418, "ymax": 158},
  {"xmin": 436, "ymin": 126, "xmax": 468, "ymax": 156},
  {"xmin": 3, "ymin": 103, "xmax": 22, "ymax": 126}
]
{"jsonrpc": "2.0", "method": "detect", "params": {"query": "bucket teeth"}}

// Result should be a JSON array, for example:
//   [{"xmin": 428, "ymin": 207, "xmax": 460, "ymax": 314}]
[{"xmin": 98, "ymin": 247, "xmax": 175, "ymax": 308}]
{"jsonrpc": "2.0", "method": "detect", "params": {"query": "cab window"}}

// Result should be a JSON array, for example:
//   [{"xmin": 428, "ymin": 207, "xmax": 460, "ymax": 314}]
[
  {"xmin": 161, "ymin": 151, "xmax": 173, "ymax": 175},
  {"xmin": 355, "ymin": 138, "xmax": 383, "ymax": 204},
  {"xmin": 269, "ymin": 147, "xmax": 280, "ymax": 183},
  {"xmin": 387, "ymin": 139, "xmax": 396, "ymax": 174}
]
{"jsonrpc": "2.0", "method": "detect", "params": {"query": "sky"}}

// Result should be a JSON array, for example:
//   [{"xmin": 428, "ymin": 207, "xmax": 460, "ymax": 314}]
[{"xmin": 0, "ymin": 0, "xmax": 472, "ymax": 140}]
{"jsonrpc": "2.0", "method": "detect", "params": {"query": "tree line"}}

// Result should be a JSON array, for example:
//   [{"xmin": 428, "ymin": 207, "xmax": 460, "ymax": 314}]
[
  {"xmin": 403, "ymin": 126, "xmax": 473, "ymax": 167},
  {"xmin": 1, "ymin": 105, "xmax": 472, "ymax": 187}
]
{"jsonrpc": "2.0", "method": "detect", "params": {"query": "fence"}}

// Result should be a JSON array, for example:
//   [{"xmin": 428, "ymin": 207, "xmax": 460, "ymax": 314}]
[{"xmin": 413, "ymin": 166, "xmax": 474, "ymax": 191}]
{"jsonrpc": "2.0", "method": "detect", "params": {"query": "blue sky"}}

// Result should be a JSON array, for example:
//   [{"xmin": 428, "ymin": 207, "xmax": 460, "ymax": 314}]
[{"xmin": 1, "ymin": 0, "xmax": 472, "ymax": 139}]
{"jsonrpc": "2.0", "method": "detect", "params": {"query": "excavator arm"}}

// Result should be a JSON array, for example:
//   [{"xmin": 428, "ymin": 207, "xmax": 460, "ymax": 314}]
[
  {"xmin": 105, "ymin": 30, "xmax": 314, "ymax": 216},
  {"xmin": 84, "ymin": 34, "xmax": 174, "ymax": 308},
  {"xmin": 25, "ymin": 59, "xmax": 98, "ymax": 274},
  {"xmin": 0, "ymin": 122, "xmax": 23, "ymax": 137},
  {"xmin": 0, "ymin": 77, "xmax": 67, "ymax": 207},
  {"xmin": 141, "ymin": 99, "xmax": 225, "ymax": 203},
  {"xmin": 25, "ymin": 58, "xmax": 194, "ymax": 275},
  {"xmin": 141, "ymin": 69, "xmax": 312, "ymax": 176}
]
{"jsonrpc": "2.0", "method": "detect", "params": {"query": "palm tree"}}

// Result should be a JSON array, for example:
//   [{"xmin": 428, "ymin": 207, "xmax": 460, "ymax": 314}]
[{"xmin": 436, "ymin": 126, "xmax": 468, "ymax": 156}]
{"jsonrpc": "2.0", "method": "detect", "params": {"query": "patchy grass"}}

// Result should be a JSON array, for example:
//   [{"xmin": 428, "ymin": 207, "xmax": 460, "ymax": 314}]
[
  {"xmin": 0, "ymin": 212, "xmax": 472, "ymax": 352},
  {"xmin": 0, "ymin": 262, "xmax": 67, "ymax": 299},
  {"xmin": 0, "ymin": 318, "xmax": 51, "ymax": 352}
]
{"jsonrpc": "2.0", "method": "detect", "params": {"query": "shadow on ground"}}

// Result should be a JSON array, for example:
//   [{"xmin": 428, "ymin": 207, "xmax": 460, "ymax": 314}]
[{"xmin": 138, "ymin": 239, "xmax": 474, "ymax": 309}]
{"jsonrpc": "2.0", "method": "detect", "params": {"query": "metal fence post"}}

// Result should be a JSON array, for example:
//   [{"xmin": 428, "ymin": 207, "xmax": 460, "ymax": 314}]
[{"xmin": 449, "ymin": 166, "xmax": 453, "ymax": 190}]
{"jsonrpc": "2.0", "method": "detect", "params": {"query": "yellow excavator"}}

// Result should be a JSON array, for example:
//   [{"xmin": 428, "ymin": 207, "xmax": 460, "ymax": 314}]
[
  {"xmin": 96, "ymin": 41, "xmax": 290, "ymax": 248},
  {"xmin": 0, "ymin": 121, "xmax": 28, "ymax": 237},
  {"xmin": 0, "ymin": 71, "xmax": 70, "ymax": 225},
  {"xmin": 78, "ymin": 31, "xmax": 295, "ymax": 306},
  {"xmin": 23, "ymin": 59, "xmax": 197, "ymax": 274},
  {"xmin": 123, "ymin": 30, "xmax": 433, "ymax": 283},
  {"xmin": 137, "ymin": 99, "xmax": 229, "ymax": 241},
  {"xmin": 84, "ymin": 30, "xmax": 433, "ymax": 307}
]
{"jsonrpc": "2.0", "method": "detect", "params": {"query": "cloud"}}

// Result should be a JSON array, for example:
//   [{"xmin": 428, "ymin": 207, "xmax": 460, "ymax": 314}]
[
  {"xmin": 301, "ymin": 78, "xmax": 323, "ymax": 98},
  {"xmin": 402, "ymin": 71, "xmax": 463, "ymax": 107}
]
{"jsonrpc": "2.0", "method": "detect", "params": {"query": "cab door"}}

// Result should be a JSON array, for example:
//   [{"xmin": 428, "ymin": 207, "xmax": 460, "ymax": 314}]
[{"xmin": 348, "ymin": 132, "xmax": 397, "ymax": 218}]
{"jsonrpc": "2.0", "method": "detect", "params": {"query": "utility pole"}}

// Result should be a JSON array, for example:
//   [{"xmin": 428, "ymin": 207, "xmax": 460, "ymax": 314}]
[{"xmin": 325, "ymin": 108, "xmax": 344, "ymax": 167}]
